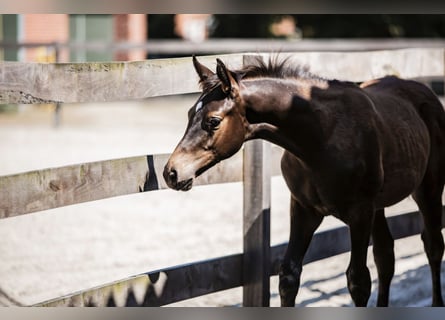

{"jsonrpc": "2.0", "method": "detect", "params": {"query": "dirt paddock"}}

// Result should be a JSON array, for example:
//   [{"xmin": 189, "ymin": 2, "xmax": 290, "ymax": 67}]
[{"xmin": 0, "ymin": 95, "xmax": 444, "ymax": 306}]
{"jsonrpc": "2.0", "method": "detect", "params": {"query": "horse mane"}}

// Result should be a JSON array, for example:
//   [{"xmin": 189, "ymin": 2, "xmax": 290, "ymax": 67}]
[
  {"xmin": 199, "ymin": 55, "xmax": 326, "ymax": 92},
  {"xmin": 240, "ymin": 55, "xmax": 316, "ymax": 81}
]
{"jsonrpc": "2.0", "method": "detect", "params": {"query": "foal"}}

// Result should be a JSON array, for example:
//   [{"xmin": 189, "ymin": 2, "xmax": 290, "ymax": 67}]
[{"xmin": 164, "ymin": 56, "xmax": 445, "ymax": 306}]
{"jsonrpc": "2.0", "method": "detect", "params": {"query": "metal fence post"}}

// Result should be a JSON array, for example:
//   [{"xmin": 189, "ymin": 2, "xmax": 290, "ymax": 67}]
[{"xmin": 242, "ymin": 140, "xmax": 271, "ymax": 307}]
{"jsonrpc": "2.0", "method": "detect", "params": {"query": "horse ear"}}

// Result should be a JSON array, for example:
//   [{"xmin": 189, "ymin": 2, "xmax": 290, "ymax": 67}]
[
  {"xmin": 193, "ymin": 55, "xmax": 214, "ymax": 82},
  {"xmin": 216, "ymin": 58, "xmax": 239, "ymax": 96}
]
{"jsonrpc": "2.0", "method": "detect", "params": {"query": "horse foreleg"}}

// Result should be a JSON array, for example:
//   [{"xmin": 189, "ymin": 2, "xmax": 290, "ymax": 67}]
[
  {"xmin": 279, "ymin": 197, "xmax": 323, "ymax": 307},
  {"xmin": 371, "ymin": 208, "xmax": 395, "ymax": 307},
  {"xmin": 346, "ymin": 203, "xmax": 375, "ymax": 307}
]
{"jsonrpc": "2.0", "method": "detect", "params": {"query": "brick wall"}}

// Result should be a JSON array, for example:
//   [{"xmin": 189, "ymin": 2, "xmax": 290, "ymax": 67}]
[
  {"xmin": 20, "ymin": 14, "xmax": 147, "ymax": 62},
  {"xmin": 22, "ymin": 14, "xmax": 69, "ymax": 62},
  {"xmin": 113, "ymin": 14, "xmax": 147, "ymax": 61}
]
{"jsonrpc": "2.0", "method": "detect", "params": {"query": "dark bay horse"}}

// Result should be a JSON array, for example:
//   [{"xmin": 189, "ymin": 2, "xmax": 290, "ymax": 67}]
[{"xmin": 163, "ymin": 55, "xmax": 445, "ymax": 307}]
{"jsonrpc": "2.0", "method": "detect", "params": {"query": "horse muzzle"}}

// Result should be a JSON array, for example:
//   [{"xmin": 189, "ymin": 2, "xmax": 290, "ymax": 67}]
[{"xmin": 163, "ymin": 166, "xmax": 194, "ymax": 191}]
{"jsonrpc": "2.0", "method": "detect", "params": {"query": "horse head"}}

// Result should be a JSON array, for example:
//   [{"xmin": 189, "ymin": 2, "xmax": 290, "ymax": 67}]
[{"xmin": 163, "ymin": 57, "xmax": 249, "ymax": 191}]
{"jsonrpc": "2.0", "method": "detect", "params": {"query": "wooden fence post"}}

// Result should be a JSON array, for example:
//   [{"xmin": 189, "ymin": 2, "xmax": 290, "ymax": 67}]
[
  {"xmin": 53, "ymin": 42, "xmax": 62, "ymax": 128},
  {"xmin": 242, "ymin": 140, "xmax": 271, "ymax": 307}
]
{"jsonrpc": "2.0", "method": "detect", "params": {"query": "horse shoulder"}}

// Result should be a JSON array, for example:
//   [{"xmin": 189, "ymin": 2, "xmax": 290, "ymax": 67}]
[{"xmin": 312, "ymin": 86, "xmax": 385, "ymax": 201}]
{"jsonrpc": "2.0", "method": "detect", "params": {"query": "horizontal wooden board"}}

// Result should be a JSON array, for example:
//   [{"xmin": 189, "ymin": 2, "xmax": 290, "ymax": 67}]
[
  {"xmin": 33, "ymin": 209, "xmax": 444, "ymax": 307},
  {"xmin": 146, "ymin": 39, "xmax": 445, "ymax": 54},
  {"xmin": 34, "ymin": 274, "xmax": 153, "ymax": 307},
  {"xmin": 0, "ymin": 54, "xmax": 244, "ymax": 104},
  {"xmin": 36, "ymin": 253, "xmax": 243, "ymax": 307},
  {"xmin": 127, "ymin": 39, "xmax": 445, "ymax": 55},
  {"xmin": 0, "ymin": 147, "xmax": 282, "ymax": 219},
  {"xmin": 0, "ymin": 49, "xmax": 443, "ymax": 104},
  {"xmin": 4, "ymin": 39, "xmax": 445, "ymax": 54},
  {"xmin": 280, "ymin": 48, "xmax": 445, "ymax": 82},
  {"xmin": 0, "ymin": 155, "xmax": 150, "ymax": 218}
]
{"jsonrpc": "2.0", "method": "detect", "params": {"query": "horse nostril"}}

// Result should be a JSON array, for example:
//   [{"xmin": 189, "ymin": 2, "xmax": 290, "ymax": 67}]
[
  {"xmin": 163, "ymin": 165, "xmax": 178, "ymax": 188},
  {"xmin": 168, "ymin": 169, "xmax": 177, "ymax": 184}
]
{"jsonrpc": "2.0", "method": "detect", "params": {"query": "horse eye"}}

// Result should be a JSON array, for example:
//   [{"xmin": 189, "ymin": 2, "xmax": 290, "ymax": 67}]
[{"xmin": 207, "ymin": 117, "xmax": 222, "ymax": 130}]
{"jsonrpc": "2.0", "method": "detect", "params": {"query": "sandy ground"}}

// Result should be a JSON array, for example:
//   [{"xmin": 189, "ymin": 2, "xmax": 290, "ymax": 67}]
[{"xmin": 0, "ymin": 95, "xmax": 444, "ymax": 307}]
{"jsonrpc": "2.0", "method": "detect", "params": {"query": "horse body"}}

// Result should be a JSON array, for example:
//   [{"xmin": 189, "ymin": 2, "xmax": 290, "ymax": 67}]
[
  {"xmin": 286, "ymin": 77, "xmax": 432, "ymax": 209},
  {"xmin": 244, "ymin": 75, "xmax": 432, "ymax": 215},
  {"xmin": 164, "ymin": 56, "xmax": 445, "ymax": 306}
]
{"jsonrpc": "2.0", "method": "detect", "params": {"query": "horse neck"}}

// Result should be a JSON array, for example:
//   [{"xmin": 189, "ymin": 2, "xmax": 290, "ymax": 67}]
[{"xmin": 241, "ymin": 78, "xmax": 324, "ymax": 163}]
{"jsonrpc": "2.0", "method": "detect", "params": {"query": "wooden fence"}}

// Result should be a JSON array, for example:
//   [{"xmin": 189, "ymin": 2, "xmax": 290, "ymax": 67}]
[
  {"xmin": 2, "ymin": 38, "xmax": 445, "ymax": 57},
  {"xmin": 1, "ymin": 48, "xmax": 445, "ymax": 306}
]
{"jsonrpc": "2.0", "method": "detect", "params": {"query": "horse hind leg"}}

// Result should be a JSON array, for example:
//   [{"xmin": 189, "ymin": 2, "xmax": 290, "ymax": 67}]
[
  {"xmin": 413, "ymin": 184, "xmax": 445, "ymax": 307},
  {"xmin": 371, "ymin": 208, "xmax": 395, "ymax": 306},
  {"xmin": 412, "ymin": 105, "xmax": 445, "ymax": 306},
  {"xmin": 412, "ymin": 89, "xmax": 445, "ymax": 306},
  {"xmin": 279, "ymin": 197, "xmax": 323, "ymax": 307}
]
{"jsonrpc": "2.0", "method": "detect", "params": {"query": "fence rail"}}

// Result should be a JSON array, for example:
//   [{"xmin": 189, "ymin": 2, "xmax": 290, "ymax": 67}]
[
  {"xmin": 0, "ymin": 48, "xmax": 444, "ymax": 104},
  {"xmin": 1, "ymin": 48, "xmax": 445, "ymax": 306},
  {"xmin": 34, "ymin": 209, "xmax": 445, "ymax": 307},
  {"xmin": 2, "ymin": 38, "xmax": 445, "ymax": 56}
]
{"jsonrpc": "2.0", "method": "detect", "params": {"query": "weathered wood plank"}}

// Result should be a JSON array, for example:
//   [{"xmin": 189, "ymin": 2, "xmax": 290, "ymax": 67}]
[
  {"xmin": 34, "ymin": 209, "xmax": 444, "ymax": 307},
  {"xmin": 140, "ymin": 39, "xmax": 445, "ymax": 55},
  {"xmin": 242, "ymin": 140, "xmax": 271, "ymax": 307},
  {"xmin": 35, "ymin": 274, "xmax": 153, "ymax": 307},
  {"xmin": 280, "ymin": 48, "xmax": 445, "ymax": 82},
  {"xmin": 4, "ymin": 39, "xmax": 445, "ymax": 55},
  {"xmin": 0, "ymin": 54, "xmax": 244, "ymax": 104},
  {"xmin": 35, "ymin": 253, "xmax": 243, "ymax": 307},
  {"xmin": 0, "ymin": 147, "xmax": 282, "ymax": 219},
  {"xmin": 144, "ymin": 254, "xmax": 243, "ymax": 306},
  {"xmin": 0, "ymin": 155, "xmax": 150, "ymax": 218},
  {"xmin": 0, "ymin": 49, "xmax": 443, "ymax": 104},
  {"xmin": 270, "ymin": 144, "xmax": 284, "ymax": 177}
]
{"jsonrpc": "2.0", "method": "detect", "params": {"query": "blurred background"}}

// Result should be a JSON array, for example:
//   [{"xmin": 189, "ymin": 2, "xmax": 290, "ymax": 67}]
[
  {"xmin": 0, "ymin": 15, "xmax": 444, "ymax": 307},
  {"xmin": 0, "ymin": 14, "xmax": 445, "ymax": 62}
]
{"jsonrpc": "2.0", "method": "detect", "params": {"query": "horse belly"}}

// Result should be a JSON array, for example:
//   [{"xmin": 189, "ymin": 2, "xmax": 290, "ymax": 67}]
[
  {"xmin": 375, "ymin": 117, "xmax": 430, "ymax": 208},
  {"xmin": 375, "ymin": 168, "xmax": 424, "ymax": 208}
]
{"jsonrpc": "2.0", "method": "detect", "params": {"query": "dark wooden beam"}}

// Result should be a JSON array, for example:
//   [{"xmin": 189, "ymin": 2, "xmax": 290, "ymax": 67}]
[
  {"xmin": 34, "ymin": 209, "xmax": 444, "ymax": 307},
  {"xmin": 242, "ymin": 140, "xmax": 271, "ymax": 307}
]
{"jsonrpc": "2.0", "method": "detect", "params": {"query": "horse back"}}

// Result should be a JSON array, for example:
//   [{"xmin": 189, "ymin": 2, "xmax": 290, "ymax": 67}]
[
  {"xmin": 362, "ymin": 76, "xmax": 445, "ymax": 203},
  {"xmin": 361, "ymin": 76, "xmax": 445, "ymax": 159}
]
